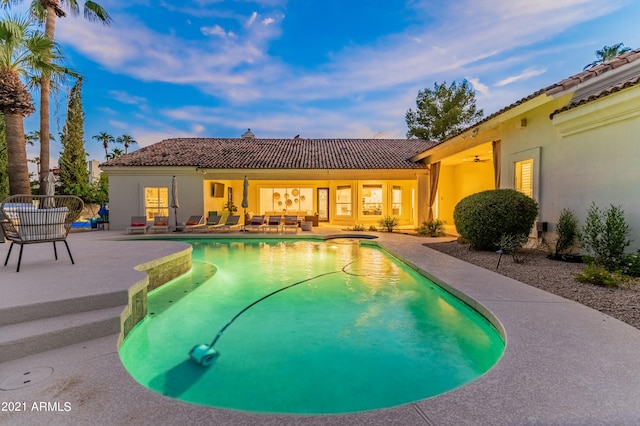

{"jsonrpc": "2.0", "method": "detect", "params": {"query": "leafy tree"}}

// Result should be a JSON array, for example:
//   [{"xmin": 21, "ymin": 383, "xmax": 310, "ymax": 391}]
[
  {"xmin": 0, "ymin": 16, "xmax": 66, "ymax": 194},
  {"xmin": 583, "ymin": 43, "xmax": 632, "ymax": 70},
  {"xmin": 59, "ymin": 78, "xmax": 89, "ymax": 196},
  {"xmin": 116, "ymin": 133, "xmax": 137, "ymax": 153},
  {"xmin": 406, "ymin": 80, "xmax": 483, "ymax": 141},
  {"xmin": 93, "ymin": 130, "xmax": 113, "ymax": 160},
  {"xmin": 1, "ymin": 0, "xmax": 112, "ymax": 195}
]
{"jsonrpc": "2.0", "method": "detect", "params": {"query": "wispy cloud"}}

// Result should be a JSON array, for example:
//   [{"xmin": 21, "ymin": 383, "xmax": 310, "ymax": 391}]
[
  {"xmin": 109, "ymin": 90, "xmax": 147, "ymax": 105},
  {"xmin": 467, "ymin": 78, "xmax": 490, "ymax": 96},
  {"xmin": 496, "ymin": 68, "xmax": 547, "ymax": 86},
  {"xmin": 201, "ymin": 24, "xmax": 237, "ymax": 38}
]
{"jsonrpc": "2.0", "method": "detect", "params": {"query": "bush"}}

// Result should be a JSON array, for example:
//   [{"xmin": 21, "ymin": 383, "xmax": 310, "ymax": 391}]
[
  {"xmin": 368, "ymin": 225, "xmax": 378, "ymax": 232},
  {"xmin": 379, "ymin": 216, "xmax": 399, "ymax": 232},
  {"xmin": 351, "ymin": 224, "xmax": 365, "ymax": 231},
  {"xmin": 575, "ymin": 263, "xmax": 629, "ymax": 288},
  {"xmin": 416, "ymin": 219, "xmax": 446, "ymax": 237},
  {"xmin": 579, "ymin": 203, "xmax": 630, "ymax": 271},
  {"xmin": 619, "ymin": 251, "xmax": 640, "ymax": 277},
  {"xmin": 554, "ymin": 208, "xmax": 579, "ymax": 256},
  {"xmin": 497, "ymin": 233, "xmax": 529, "ymax": 263},
  {"xmin": 453, "ymin": 189, "xmax": 539, "ymax": 250}
]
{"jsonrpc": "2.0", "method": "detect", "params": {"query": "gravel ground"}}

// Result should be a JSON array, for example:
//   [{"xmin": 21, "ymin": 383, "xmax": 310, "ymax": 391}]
[{"xmin": 424, "ymin": 240, "xmax": 640, "ymax": 330}]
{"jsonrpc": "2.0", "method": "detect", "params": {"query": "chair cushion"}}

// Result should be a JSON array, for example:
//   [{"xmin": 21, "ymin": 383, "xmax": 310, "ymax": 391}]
[
  {"xmin": 154, "ymin": 221, "xmax": 168, "ymax": 226},
  {"xmin": 186, "ymin": 220, "xmax": 199, "ymax": 226},
  {"xmin": 131, "ymin": 223, "xmax": 146, "ymax": 227}
]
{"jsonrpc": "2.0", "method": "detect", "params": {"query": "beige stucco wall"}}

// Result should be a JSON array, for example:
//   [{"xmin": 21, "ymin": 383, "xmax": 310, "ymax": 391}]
[
  {"xmin": 500, "ymin": 85, "xmax": 640, "ymax": 249},
  {"xmin": 107, "ymin": 170, "xmax": 204, "ymax": 230}
]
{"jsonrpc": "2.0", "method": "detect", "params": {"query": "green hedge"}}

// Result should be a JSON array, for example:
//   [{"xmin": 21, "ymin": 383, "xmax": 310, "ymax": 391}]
[{"xmin": 453, "ymin": 189, "xmax": 539, "ymax": 250}]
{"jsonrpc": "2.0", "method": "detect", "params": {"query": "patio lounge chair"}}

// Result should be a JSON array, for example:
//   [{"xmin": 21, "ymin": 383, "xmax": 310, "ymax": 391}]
[
  {"xmin": 210, "ymin": 215, "xmax": 241, "ymax": 233},
  {"xmin": 264, "ymin": 215, "xmax": 283, "ymax": 233},
  {"xmin": 148, "ymin": 216, "xmax": 171, "ymax": 233},
  {"xmin": 283, "ymin": 215, "xmax": 299, "ymax": 233},
  {"xmin": 1, "ymin": 194, "xmax": 84, "ymax": 272},
  {"xmin": 182, "ymin": 215, "xmax": 205, "ymax": 232},
  {"xmin": 204, "ymin": 214, "xmax": 222, "ymax": 232},
  {"xmin": 127, "ymin": 216, "xmax": 148, "ymax": 234},
  {"xmin": 244, "ymin": 215, "xmax": 265, "ymax": 232}
]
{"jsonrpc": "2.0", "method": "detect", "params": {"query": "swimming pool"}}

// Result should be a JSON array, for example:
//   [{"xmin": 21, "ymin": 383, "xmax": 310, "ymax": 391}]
[{"xmin": 119, "ymin": 239, "xmax": 504, "ymax": 414}]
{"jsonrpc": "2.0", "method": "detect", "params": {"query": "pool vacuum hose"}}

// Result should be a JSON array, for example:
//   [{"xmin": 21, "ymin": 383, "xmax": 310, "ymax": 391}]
[{"xmin": 189, "ymin": 261, "xmax": 358, "ymax": 367}]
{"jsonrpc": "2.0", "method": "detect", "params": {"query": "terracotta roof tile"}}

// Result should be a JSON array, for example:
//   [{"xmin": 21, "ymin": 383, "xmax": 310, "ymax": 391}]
[{"xmin": 101, "ymin": 138, "xmax": 438, "ymax": 169}]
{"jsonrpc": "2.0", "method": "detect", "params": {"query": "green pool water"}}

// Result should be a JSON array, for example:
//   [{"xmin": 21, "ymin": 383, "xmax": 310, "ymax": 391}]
[{"xmin": 119, "ymin": 239, "xmax": 504, "ymax": 414}]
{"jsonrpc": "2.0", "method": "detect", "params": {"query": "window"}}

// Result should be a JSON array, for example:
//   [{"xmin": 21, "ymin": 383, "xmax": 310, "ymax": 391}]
[
  {"xmin": 144, "ymin": 187, "xmax": 169, "ymax": 220},
  {"xmin": 336, "ymin": 185, "xmax": 352, "ymax": 216},
  {"xmin": 362, "ymin": 185, "xmax": 382, "ymax": 216},
  {"xmin": 391, "ymin": 186, "xmax": 402, "ymax": 215},
  {"xmin": 259, "ymin": 187, "xmax": 313, "ymax": 214},
  {"xmin": 515, "ymin": 159, "xmax": 533, "ymax": 198}
]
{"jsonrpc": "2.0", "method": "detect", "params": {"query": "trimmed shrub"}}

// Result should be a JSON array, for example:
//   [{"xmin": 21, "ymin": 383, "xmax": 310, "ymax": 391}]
[
  {"xmin": 579, "ymin": 203, "xmax": 630, "ymax": 271},
  {"xmin": 453, "ymin": 189, "xmax": 539, "ymax": 250},
  {"xmin": 379, "ymin": 216, "xmax": 399, "ymax": 232},
  {"xmin": 554, "ymin": 208, "xmax": 579, "ymax": 256},
  {"xmin": 497, "ymin": 233, "xmax": 529, "ymax": 263},
  {"xmin": 416, "ymin": 219, "xmax": 446, "ymax": 237}
]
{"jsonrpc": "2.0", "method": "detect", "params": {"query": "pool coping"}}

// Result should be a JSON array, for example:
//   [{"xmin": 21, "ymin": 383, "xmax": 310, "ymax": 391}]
[{"xmin": 2, "ymin": 230, "xmax": 640, "ymax": 425}]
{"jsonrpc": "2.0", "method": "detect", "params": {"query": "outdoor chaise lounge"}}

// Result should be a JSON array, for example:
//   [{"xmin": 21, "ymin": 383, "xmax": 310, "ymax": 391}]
[
  {"xmin": 244, "ymin": 215, "xmax": 265, "ymax": 232},
  {"xmin": 148, "ymin": 216, "xmax": 171, "ymax": 233},
  {"xmin": 283, "ymin": 215, "xmax": 299, "ymax": 233},
  {"xmin": 204, "ymin": 214, "xmax": 222, "ymax": 232},
  {"xmin": 126, "ymin": 216, "xmax": 148, "ymax": 234},
  {"xmin": 1, "ymin": 194, "xmax": 84, "ymax": 272},
  {"xmin": 264, "ymin": 215, "xmax": 283, "ymax": 233},
  {"xmin": 182, "ymin": 215, "xmax": 205, "ymax": 232},
  {"xmin": 210, "ymin": 215, "xmax": 241, "ymax": 233}
]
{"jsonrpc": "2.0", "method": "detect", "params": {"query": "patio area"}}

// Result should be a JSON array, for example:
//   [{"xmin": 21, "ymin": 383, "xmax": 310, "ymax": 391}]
[{"xmin": 1, "ymin": 228, "xmax": 640, "ymax": 425}]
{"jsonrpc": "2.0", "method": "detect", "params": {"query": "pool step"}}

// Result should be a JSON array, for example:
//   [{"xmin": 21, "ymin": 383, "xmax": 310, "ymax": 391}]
[
  {"xmin": 0, "ymin": 305, "xmax": 124, "ymax": 363},
  {"xmin": 0, "ymin": 290, "xmax": 128, "ymax": 327}
]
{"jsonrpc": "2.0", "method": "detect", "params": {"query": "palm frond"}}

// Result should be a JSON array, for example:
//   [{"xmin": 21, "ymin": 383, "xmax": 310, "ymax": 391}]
[{"xmin": 83, "ymin": 1, "xmax": 111, "ymax": 25}]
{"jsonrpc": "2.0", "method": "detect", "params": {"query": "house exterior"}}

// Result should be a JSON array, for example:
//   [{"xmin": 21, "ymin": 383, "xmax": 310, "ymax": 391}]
[
  {"xmin": 102, "ymin": 49, "xmax": 640, "ymax": 246},
  {"xmin": 101, "ymin": 137, "xmax": 439, "ymax": 230},
  {"xmin": 412, "ymin": 48, "xmax": 640, "ymax": 249}
]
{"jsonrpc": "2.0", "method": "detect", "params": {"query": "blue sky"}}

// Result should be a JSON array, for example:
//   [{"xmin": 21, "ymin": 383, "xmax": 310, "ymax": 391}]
[{"xmin": 16, "ymin": 0, "xmax": 640, "ymax": 164}]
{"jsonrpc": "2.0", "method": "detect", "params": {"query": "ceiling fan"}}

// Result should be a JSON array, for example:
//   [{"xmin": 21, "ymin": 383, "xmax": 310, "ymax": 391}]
[{"xmin": 465, "ymin": 155, "xmax": 490, "ymax": 163}]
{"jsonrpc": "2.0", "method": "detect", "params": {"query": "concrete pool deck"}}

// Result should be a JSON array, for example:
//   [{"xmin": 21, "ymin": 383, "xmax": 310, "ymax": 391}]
[{"xmin": 1, "ymin": 228, "xmax": 640, "ymax": 425}]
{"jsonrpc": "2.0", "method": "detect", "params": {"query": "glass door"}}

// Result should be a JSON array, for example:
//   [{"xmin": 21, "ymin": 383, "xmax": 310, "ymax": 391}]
[{"xmin": 318, "ymin": 188, "xmax": 329, "ymax": 221}]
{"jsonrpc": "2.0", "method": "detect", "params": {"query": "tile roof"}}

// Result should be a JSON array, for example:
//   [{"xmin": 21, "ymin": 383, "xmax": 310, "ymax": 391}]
[
  {"xmin": 101, "ymin": 138, "xmax": 438, "ymax": 169},
  {"xmin": 448, "ymin": 48, "xmax": 640, "ymax": 139}
]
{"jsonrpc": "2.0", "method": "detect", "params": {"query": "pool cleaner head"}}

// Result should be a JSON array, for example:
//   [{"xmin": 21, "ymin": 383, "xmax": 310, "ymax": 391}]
[{"xmin": 189, "ymin": 344, "xmax": 218, "ymax": 366}]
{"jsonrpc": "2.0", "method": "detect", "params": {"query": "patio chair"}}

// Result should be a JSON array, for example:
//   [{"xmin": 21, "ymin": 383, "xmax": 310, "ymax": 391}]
[
  {"xmin": 204, "ymin": 214, "xmax": 222, "ymax": 232},
  {"xmin": 148, "ymin": 216, "xmax": 171, "ymax": 233},
  {"xmin": 182, "ymin": 215, "xmax": 205, "ymax": 233},
  {"xmin": 244, "ymin": 215, "xmax": 265, "ymax": 232},
  {"xmin": 283, "ymin": 215, "xmax": 299, "ymax": 233},
  {"xmin": 127, "ymin": 216, "xmax": 148, "ymax": 234},
  {"xmin": 264, "ymin": 215, "xmax": 283, "ymax": 233},
  {"xmin": 1, "ymin": 194, "xmax": 84, "ymax": 272},
  {"xmin": 210, "ymin": 215, "xmax": 241, "ymax": 233}
]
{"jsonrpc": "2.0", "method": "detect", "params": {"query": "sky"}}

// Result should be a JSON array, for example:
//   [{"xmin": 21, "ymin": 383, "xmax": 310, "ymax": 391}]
[{"xmin": 13, "ymin": 0, "xmax": 640, "ymax": 165}]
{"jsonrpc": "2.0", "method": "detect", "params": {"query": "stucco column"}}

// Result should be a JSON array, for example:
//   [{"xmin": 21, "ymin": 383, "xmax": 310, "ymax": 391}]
[{"xmin": 417, "ymin": 173, "xmax": 430, "ymax": 225}]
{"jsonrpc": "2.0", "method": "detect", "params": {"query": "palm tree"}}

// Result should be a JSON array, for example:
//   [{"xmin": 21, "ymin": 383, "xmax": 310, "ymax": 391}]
[
  {"xmin": 584, "ymin": 43, "xmax": 632, "ymax": 70},
  {"xmin": 116, "ymin": 133, "xmax": 137, "ymax": 153},
  {"xmin": 106, "ymin": 147, "xmax": 123, "ymax": 159},
  {"xmin": 92, "ymin": 131, "xmax": 113, "ymax": 160},
  {"xmin": 1, "ymin": 1, "xmax": 111, "ymax": 194},
  {"xmin": 0, "ymin": 16, "xmax": 66, "ymax": 194}
]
